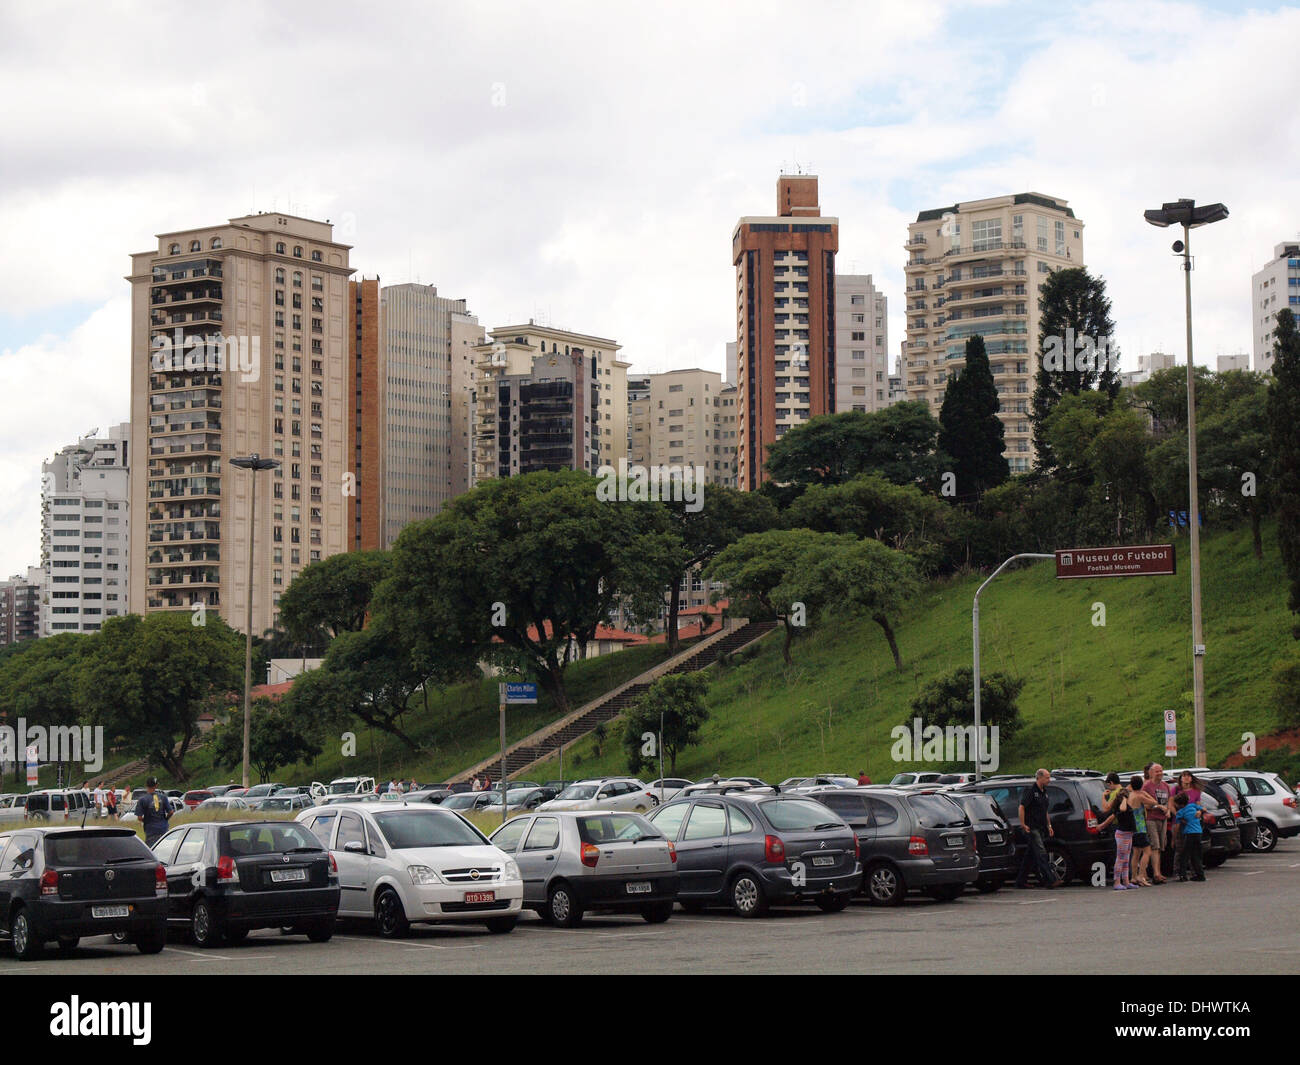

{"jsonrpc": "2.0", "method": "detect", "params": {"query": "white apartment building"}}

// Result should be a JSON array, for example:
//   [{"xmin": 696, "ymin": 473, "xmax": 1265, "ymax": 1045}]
[
  {"xmin": 1119, "ymin": 351, "xmax": 1176, "ymax": 389},
  {"xmin": 41, "ymin": 424, "xmax": 131, "ymax": 635},
  {"xmin": 1216, "ymin": 353, "xmax": 1250, "ymax": 373},
  {"xmin": 1251, "ymin": 241, "xmax": 1300, "ymax": 373},
  {"xmin": 904, "ymin": 193, "xmax": 1084, "ymax": 473},
  {"xmin": 835, "ymin": 275, "xmax": 889, "ymax": 412}
]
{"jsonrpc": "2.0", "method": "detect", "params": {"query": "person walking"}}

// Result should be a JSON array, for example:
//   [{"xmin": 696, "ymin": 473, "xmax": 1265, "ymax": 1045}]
[
  {"xmin": 1014, "ymin": 769, "xmax": 1062, "ymax": 889},
  {"xmin": 1096, "ymin": 773, "xmax": 1135, "ymax": 889},
  {"xmin": 1142, "ymin": 764, "xmax": 1173, "ymax": 884},
  {"xmin": 1173, "ymin": 792, "xmax": 1206, "ymax": 881},
  {"xmin": 133, "ymin": 777, "xmax": 173, "ymax": 847}
]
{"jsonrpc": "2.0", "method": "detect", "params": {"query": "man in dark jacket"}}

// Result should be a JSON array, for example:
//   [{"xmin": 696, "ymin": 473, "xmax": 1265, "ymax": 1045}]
[
  {"xmin": 1014, "ymin": 768, "xmax": 1062, "ymax": 889},
  {"xmin": 134, "ymin": 777, "xmax": 174, "ymax": 847}
]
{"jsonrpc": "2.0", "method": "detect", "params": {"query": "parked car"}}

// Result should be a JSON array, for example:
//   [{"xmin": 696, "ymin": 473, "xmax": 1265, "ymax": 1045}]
[
  {"xmin": 955, "ymin": 774, "xmax": 1114, "ymax": 884},
  {"xmin": 809, "ymin": 787, "xmax": 978, "ymax": 905},
  {"xmin": 778, "ymin": 775, "xmax": 859, "ymax": 792},
  {"xmin": 193, "ymin": 797, "xmax": 251, "ymax": 813},
  {"xmin": 644, "ymin": 791, "xmax": 859, "ymax": 916},
  {"xmin": 1170, "ymin": 786, "xmax": 1241, "ymax": 868},
  {"xmin": 0, "ymin": 826, "xmax": 168, "ymax": 959},
  {"xmin": 539, "ymin": 779, "xmax": 658, "ymax": 813},
  {"xmin": 942, "ymin": 790, "xmax": 1018, "ymax": 892},
  {"xmin": 149, "ymin": 819, "xmax": 338, "ymax": 946},
  {"xmin": 489, "ymin": 810, "xmax": 678, "ymax": 926},
  {"xmin": 0, "ymin": 794, "xmax": 28, "ymax": 823},
  {"xmin": 888, "ymin": 772, "xmax": 945, "ymax": 787},
  {"xmin": 251, "ymin": 794, "xmax": 316, "ymax": 813},
  {"xmin": 1200, "ymin": 770, "xmax": 1300, "ymax": 852},
  {"xmin": 480, "ymin": 788, "xmax": 548, "ymax": 815},
  {"xmin": 240, "ymin": 783, "xmax": 286, "ymax": 801},
  {"xmin": 205, "ymin": 785, "xmax": 237, "ymax": 797},
  {"xmin": 1202, "ymin": 779, "xmax": 1258, "ymax": 854},
  {"xmin": 324, "ymin": 776, "xmax": 376, "ymax": 797},
  {"xmin": 296, "ymin": 803, "xmax": 523, "ymax": 935},
  {"xmin": 679, "ymin": 779, "xmax": 761, "ymax": 797},
  {"xmin": 25, "ymin": 790, "xmax": 94, "ymax": 823},
  {"xmin": 440, "ymin": 792, "xmax": 499, "ymax": 813},
  {"xmin": 403, "ymin": 789, "xmax": 453, "ymax": 805},
  {"xmin": 316, "ymin": 794, "xmax": 380, "ymax": 807},
  {"xmin": 181, "ymin": 790, "xmax": 213, "ymax": 810},
  {"xmin": 645, "ymin": 778, "xmax": 693, "ymax": 803}
]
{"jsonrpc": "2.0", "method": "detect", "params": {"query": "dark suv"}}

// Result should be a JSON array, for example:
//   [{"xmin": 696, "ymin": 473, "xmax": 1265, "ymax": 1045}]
[
  {"xmin": 809, "ymin": 787, "xmax": 977, "ymax": 905},
  {"xmin": 644, "ymin": 791, "xmax": 859, "ymax": 917},
  {"xmin": 942, "ymin": 790, "xmax": 1018, "ymax": 893},
  {"xmin": 0, "ymin": 826, "xmax": 167, "ymax": 959},
  {"xmin": 955, "ymin": 775, "xmax": 1114, "ymax": 885}
]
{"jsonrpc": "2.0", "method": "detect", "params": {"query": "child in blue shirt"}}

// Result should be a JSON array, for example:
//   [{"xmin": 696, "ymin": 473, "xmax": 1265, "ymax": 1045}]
[{"xmin": 1173, "ymin": 792, "xmax": 1205, "ymax": 881}]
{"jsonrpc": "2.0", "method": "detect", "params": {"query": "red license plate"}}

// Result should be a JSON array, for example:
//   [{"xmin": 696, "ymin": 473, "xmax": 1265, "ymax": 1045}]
[{"xmin": 464, "ymin": 891, "xmax": 495, "ymax": 904}]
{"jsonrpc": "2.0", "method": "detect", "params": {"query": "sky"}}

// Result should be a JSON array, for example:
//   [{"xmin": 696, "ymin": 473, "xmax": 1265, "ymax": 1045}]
[{"xmin": 2, "ymin": 0, "xmax": 1298, "ymax": 576}]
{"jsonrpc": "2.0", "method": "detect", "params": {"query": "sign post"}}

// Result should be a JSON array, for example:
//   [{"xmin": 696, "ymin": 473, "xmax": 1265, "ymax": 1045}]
[
  {"xmin": 498, "ymin": 682, "xmax": 538, "ymax": 824},
  {"xmin": 1164, "ymin": 709, "xmax": 1178, "ymax": 759},
  {"xmin": 1054, "ymin": 544, "xmax": 1176, "ymax": 579}
]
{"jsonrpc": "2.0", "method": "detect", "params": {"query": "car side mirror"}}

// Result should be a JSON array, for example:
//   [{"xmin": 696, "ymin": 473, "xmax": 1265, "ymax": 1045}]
[{"xmin": 343, "ymin": 840, "xmax": 365, "ymax": 853}]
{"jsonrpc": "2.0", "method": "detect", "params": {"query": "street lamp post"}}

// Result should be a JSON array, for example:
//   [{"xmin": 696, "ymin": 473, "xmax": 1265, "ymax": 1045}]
[
  {"xmin": 229, "ymin": 454, "xmax": 280, "ymax": 789},
  {"xmin": 1143, "ymin": 199, "xmax": 1229, "ymax": 768}
]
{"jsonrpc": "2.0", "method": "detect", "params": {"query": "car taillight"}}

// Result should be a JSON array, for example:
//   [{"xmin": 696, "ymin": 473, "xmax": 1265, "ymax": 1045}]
[
  {"xmin": 328, "ymin": 853, "xmax": 338, "ymax": 874},
  {"xmin": 1084, "ymin": 808, "xmax": 1099, "ymax": 835},
  {"xmin": 764, "ymin": 835, "xmax": 785, "ymax": 863},
  {"xmin": 40, "ymin": 868, "xmax": 59, "ymax": 896},
  {"xmin": 1204, "ymin": 813, "xmax": 1216, "ymax": 826},
  {"xmin": 1229, "ymin": 800, "xmax": 1240, "ymax": 817},
  {"xmin": 217, "ymin": 855, "xmax": 238, "ymax": 883},
  {"xmin": 908, "ymin": 836, "xmax": 929, "ymax": 856},
  {"xmin": 667, "ymin": 841, "xmax": 677, "ymax": 864},
  {"xmin": 580, "ymin": 843, "xmax": 600, "ymax": 868},
  {"xmin": 155, "ymin": 864, "xmax": 167, "ymax": 895}
]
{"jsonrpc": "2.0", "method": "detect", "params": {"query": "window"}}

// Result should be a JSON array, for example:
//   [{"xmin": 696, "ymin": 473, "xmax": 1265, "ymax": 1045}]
[
  {"xmin": 728, "ymin": 807, "xmax": 755, "ymax": 834},
  {"xmin": 210, "ymin": 237, "xmax": 222, "ymax": 249},
  {"xmin": 292, "ymin": 245, "xmax": 303, "ymax": 258},
  {"xmin": 335, "ymin": 813, "xmax": 365, "ymax": 850},
  {"xmin": 972, "ymin": 217, "xmax": 1002, "ymax": 251},
  {"xmin": 275, "ymin": 241, "xmax": 286, "ymax": 254},
  {"xmin": 648, "ymin": 803, "xmax": 689, "ymax": 840},
  {"xmin": 168, "ymin": 243, "xmax": 181, "ymax": 255},
  {"xmin": 152, "ymin": 829, "xmax": 185, "ymax": 866},
  {"xmin": 491, "ymin": 818, "xmax": 529, "ymax": 853},
  {"xmin": 1037, "ymin": 216, "xmax": 1049, "ymax": 252},
  {"xmin": 683, "ymin": 803, "xmax": 727, "ymax": 840},
  {"xmin": 1055, "ymin": 219, "xmax": 1066, "ymax": 256},
  {"xmin": 311, "ymin": 250, "xmax": 322, "ymax": 262},
  {"xmin": 865, "ymin": 797, "xmax": 899, "ymax": 826},
  {"xmin": 175, "ymin": 828, "xmax": 206, "ymax": 866},
  {"xmin": 523, "ymin": 817, "xmax": 560, "ymax": 851},
  {"xmin": 189, "ymin": 240, "xmax": 201, "ymax": 252}
]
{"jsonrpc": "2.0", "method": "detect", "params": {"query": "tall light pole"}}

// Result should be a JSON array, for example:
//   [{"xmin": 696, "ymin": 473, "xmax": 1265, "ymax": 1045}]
[
  {"xmin": 229, "ymin": 454, "xmax": 280, "ymax": 788},
  {"xmin": 1143, "ymin": 199, "xmax": 1229, "ymax": 768}
]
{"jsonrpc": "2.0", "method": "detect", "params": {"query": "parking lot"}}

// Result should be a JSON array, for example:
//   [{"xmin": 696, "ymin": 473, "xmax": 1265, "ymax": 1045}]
[{"xmin": 14, "ymin": 841, "xmax": 1298, "ymax": 975}]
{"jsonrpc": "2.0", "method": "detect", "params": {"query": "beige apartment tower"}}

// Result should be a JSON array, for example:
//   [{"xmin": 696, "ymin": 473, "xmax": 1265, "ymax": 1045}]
[
  {"xmin": 835, "ymin": 275, "xmax": 888, "ymax": 412},
  {"xmin": 626, "ymin": 368, "xmax": 734, "ymax": 486},
  {"xmin": 128, "ymin": 214, "xmax": 353, "ymax": 636},
  {"xmin": 904, "ymin": 193, "xmax": 1084, "ymax": 473}
]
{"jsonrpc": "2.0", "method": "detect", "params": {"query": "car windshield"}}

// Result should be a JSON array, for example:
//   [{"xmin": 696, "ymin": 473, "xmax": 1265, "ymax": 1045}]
[
  {"xmin": 372, "ymin": 811, "xmax": 488, "ymax": 849},
  {"xmin": 223, "ymin": 823, "xmax": 320, "ymax": 854},
  {"xmin": 557, "ymin": 785, "xmax": 599, "ymax": 800},
  {"xmin": 909, "ymin": 795, "xmax": 970, "ymax": 827},
  {"xmin": 760, "ymin": 799, "xmax": 842, "ymax": 830},
  {"xmin": 261, "ymin": 799, "xmax": 293, "ymax": 810},
  {"xmin": 577, "ymin": 814, "xmax": 658, "ymax": 843},
  {"xmin": 504, "ymin": 789, "xmax": 536, "ymax": 802},
  {"xmin": 441, "ymin": 794, "xmax": 477, "ymax": 809},
  {"xmin": 327, "ymin": 781, "xmax": 359, "ymax": 794},
  {"xmin": 888, "ymin": 774, "xmax": 914, "ymax": 786},
  {"xmin": 46, "ymin": 832, "xmax": 153, "ymax": 865}
]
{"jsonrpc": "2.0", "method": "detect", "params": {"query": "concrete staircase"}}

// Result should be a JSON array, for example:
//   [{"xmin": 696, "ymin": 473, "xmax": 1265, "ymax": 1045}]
[
  {"xmin": 86, "ymin": 734, "xmax": 206, "ymax": 789},
  {"xmin": 451, "ymin": 618, "xmax": 776, "ymax": 785}
]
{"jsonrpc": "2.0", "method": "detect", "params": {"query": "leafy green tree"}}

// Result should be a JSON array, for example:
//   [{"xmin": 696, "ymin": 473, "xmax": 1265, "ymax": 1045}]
[
  {"xmin": 1031, "ymin": 267, "xmax": 1119, "ymax": 471},
  {"xmin": 1200, "ymin": 375, "xmax": 1271, "ymax": 558},
  {"xmin": 0, "ymin": 633, "xmax": 95, "ymax": 729},
  {"xmin": 622, "ymin": 673, "xmax": 710, "ymax": 775},
  {"xmin": 764, "ymin": 403, "xmax": 945, "ymax": 488},
  {"xmin": 277, "ymin": 550, "xmax": 391, "ymax": 651},
  {"xmin": 1266, "ymin": 309, "xmax": 1300, "ymax": 637},
  {"xmin": 208, "ymin": 696, "xmax": 323, "ymax": 782},
  {"xmin": 938, "ymin": 334, "xmax": 1008, "ymax": 501},
  {"xmin": 906, "ymin": 667, "xmax": 1025, "ymax": 745},
  {"xmin": 79, "ymin": 613, "xmax": 244, "ymax": 781}
]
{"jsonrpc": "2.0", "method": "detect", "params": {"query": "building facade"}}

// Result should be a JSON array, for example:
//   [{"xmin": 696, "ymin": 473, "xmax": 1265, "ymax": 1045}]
[
  {"xmin": 904, "ymin": 192, "xmax": 1084, "ymax": 473},
  {"xmin": 0, "ymin": 568, "xmax": 42, "ymax": 646},
  {"xmin": 128, "ymin": 213, "xmax": 354, "ymax": 637},
  {"xmin": 626, "ymin": 368, "xmax": 733, "ymax": 485},
  {"xmin": 1251, "ymin": 241, "xmax": 1300, "ymax": 374},
  {"xmin": 733, "ymin": 174, "xmax": 839, "ymax": 489},
  {"xmin": 41, "ymin": 424, "xmax": 131, "ymax": 635},
  {"xmin": 1119, "ymin": 350, "xmax": 1176, "ymax": 390},
  {"xmin": 835, "ymin": 274, "xmax": 889, "ymax": 412}
]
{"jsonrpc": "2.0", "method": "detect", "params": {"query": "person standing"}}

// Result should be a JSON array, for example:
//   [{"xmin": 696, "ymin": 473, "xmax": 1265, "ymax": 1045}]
[
  {"xmin": 105, "ymin": 787, "xmax": 118, "ymax": 819},
  {"xmin": 1096, "ymin": 773, "xmax": 1134, "ymax": 889},
  {"xmin": 1173, "ymin": 792, "xmax": 1205, "ymax": 881},
  {"xmin": 1127, "ymin": 775, "xmax": 1157, "ymax": 886},
  {"xmin": 857, "ymin": 770, "xmax": 872, "ymax": 786},
  {"xmin": 134, "ymin": 777, "xmax": 173, "ymax": 847},
  {"xmin": 1142, "ymin": 764, "xmax": 1172, "ymax": 884},
  {"xmin": 1015, "ymin": 769, "xmax": 1062, "ymax": 889},
  {"xmin": 1170, "ymin": 770, "xmax": 1202, "ymax": 875}
]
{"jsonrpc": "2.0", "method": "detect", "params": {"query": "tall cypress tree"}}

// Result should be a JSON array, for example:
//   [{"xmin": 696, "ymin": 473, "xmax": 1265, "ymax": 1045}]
[
  {"xmin": 938, "ymin": 334, "xmax": 1008, "ymax": 502},
  {"xmin": 1265, "ymin": 308, "xmax": 1300, "ymax": 638},
  {"xmin": 1031, "ymin": 267, "xmax": 1119, "ymax": 471}
]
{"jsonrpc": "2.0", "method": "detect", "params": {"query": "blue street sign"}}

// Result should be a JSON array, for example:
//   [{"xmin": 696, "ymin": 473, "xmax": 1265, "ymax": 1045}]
[{"xmin": 500, "ymin": 682, "xmax": 538, "ymax": 704}]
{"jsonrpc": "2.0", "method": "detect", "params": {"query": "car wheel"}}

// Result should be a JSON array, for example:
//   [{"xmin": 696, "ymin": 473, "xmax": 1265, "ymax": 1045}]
[
  {"xmin": 729, "ymin": 872, "xmax": 768, "ymax": 918},
  {"xmin": 1047, "ymin": 846, "xmax": 1073, "ymax": 885},
  {"xmin": 224, "ymin": 927, "xmax": 249, "ymax": 944},
  {"xmin": 1253, "ymin": 819, "xmax": 1278, "ymax": 853},
  {"xmin": 815, "ymin": 893, "xmax": 850, "ymax": 913},
  {"xmin": 135, "ymin": 929, "xmax": 166, "ymax": 955},
  {"xmin": 110, "ymin": 930, "xmax": 130, "ymax": 944},
  {"xmin": 976, "ymin": 880, "xmax": 1002, "ymax": 894},
  {"xmin": 57, "ymin": 936, "xmax": 80, "ymax": 955},
  {"xmin": 10, "ymin": 910, "xmax": 40, "ymax": 960},
  {"xmin": 374, "ymin": 887, "xmax": 411, "ymax": 938},
  {"xmin": 190, "ymin": 899, "xmax": 223, "ymax": 948},
  {"xmin": 924, "ymin": 884, "xmax": 964, "ymax": 902},
  {"xmin": 307, "ymin": 919, "xmax": 336, "ymax": 943},
  {"xmin": 485, "ymin": 916, "xmax": 517, "ymax": 934},
  {"xmin": 547, "ymin": 882, "xmax": 584, "ymax": 928},
  {"xmin": 641, "ymin": 902, "xmax": 674, "ymax": 924},
  {"xmin": 865, "ymin": 862, "xmax": 906, "ymax": 906}
]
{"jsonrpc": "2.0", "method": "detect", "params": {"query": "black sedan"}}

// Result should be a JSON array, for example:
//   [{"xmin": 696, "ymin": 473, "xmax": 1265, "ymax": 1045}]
[
  {"xmin": 150, "ymin": 820, "xmax": 339, "ymax": 946},
  {"xmin": 0, "ymin": 826, "xmax": 167, "ymax": 959}
]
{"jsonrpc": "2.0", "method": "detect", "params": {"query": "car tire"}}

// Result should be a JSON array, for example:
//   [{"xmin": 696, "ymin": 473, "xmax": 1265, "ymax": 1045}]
[
  {"xmin": 190, "ymin": 899, "xmax": 223, "ymax": 948},
  {"xmin": 1047, "ymin": 846, "xmax": 1073, "ymax": 885},
  {"xmin": 374, "ymin": 887, "xmax": 411, "ymax": 938},
  {"xmin": 1253, "ymin": 819, "xmax": 1278, "ymax": 853},
  {"xmin": 729, "ymin": 872, "xmax": 768, "ymax": 918},
  {"xmin": 224, "ymin": 927, "xmax": 249, "ymax": 944},
  {"xmin": 111, "ymin": 930, "xmax": 131, "ymax": 944},
  {"xmin": 56, "ymin": 936, "xmax": 80, "ymax": 955},
  {"xmin": 815, "ymin": 893, "xmax": 850, "ymax": 913},
  {"xmin": 924, "ymin": 884, "xmax": 964, "ymax": 902},
  {"xmin": 546, "ymin": 882, "xmax": 584, "ymax": 928},
  {"xmin": 135, "ymin": 929, "xmax": 166, "ymax": 955},
  {"xmin": 641, "ymin": 902, "xmax": 674, "ymax": 924},
  {"xmin": 485, "ymin": 916, "xmax": 517, "ymax": 934},
  {"xmin": 865, "ymin": 862, "xmax": 906, "ymax": 906},
  {"xmin": 10, "ymin": 910, "xmax": 40, "ymax": 960},
  {"xmin": 307, "ymin": 919, "xmax": 335, "ymax": 943}
]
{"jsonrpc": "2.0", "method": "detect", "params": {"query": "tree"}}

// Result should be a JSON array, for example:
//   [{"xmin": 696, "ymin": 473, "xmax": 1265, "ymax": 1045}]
[
  {"xmin": 208, "ymin": 696, "xmax": 323, "ymax": 782},
  {"xmin": 764, "ymin": 403, "xmax": 945, "ymax": 488},
  {"xmin": 0, "ymin": 633, "xmax": 95, "ymax": 729},
  {"xmin": 1266, "ymin": 309, "xmax": 1300, "ymax": 637},
  {"xmin": 277, "ymin": 550, "xmax": 390, "ymax": 651},
  {"xmin": 622, "ymin": 673, "xmax": 710, "ymax": 775},
  {"xmin": 1199, "ymin": 375, "xmax": 1271, "ymax": 558},
  {"xmin": 938, "ymin": 334, "xmax": 1008, "ymax": 502},
  {"xmin": 1031, "ymin": 267, "xmax": 1119, "ymax": 471},
  {"xmin": 79, "ymin": 613, "xmax": 244, "ymax": 781},
  {"xmin": 906, "ymin": 667, "xmax": 1025, "ymax": 745}
]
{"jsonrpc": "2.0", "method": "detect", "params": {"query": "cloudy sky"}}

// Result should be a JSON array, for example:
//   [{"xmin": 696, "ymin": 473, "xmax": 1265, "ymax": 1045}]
[{"xmin": 2, "ymin": 0, "xmax": 1298, "ymax": 576}]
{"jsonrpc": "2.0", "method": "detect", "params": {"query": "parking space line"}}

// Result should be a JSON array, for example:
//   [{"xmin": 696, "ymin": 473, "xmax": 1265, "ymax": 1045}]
[{"xmin": 166, "ymin": 946, "xmax": 235, "ymax": 960}]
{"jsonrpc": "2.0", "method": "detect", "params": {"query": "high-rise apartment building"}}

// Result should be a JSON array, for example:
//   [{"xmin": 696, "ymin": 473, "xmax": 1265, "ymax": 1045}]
[
  {"xmin": 40, "ymin": 424, "xmax": 131, "ymax": 635},
  {"xmin": 835, "ymin": 274, "xmax": 888, "ymax": 412},
  {"xmin": 904, "ymin": 193, "xmax": 1084, "ymax": 473},
  {"xmin": 733, "ymin": 174, "xmax": 839, "ymax": 489},
  {"xmin": 1119, "ymin": 351, "xmax": 1176, "ymax": 390},
  {"xmin": 626, "ymin": 368, "xmax": 733, "ymax": 485},
  {"xmin": 1216, "ymin": 353, "xmax": 1250, "ymax": 373},
  {"xmin": 0, "ymin": 568, "xmax": 42, "ymax": 646},
  {"xmin": 472, "ymin": 323, "xmax": 628, "ymax": 482},
  {"xmin": 128, "ymin": 213, "xmax": 354, "ymax": 636},
  {"xmin": 1251, "ymin": 241, "xmax": 1300, "ymax": 373}
]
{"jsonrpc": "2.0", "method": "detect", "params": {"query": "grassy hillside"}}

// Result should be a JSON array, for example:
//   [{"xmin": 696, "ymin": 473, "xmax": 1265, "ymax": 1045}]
[{"xmin": 549, "ymin": 521, "xmax": 1297, "ymax": 783}]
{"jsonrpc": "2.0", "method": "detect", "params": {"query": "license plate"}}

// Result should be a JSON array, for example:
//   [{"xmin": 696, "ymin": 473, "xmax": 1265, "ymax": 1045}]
[
  {"xmin": 945, "ymin": 835, "xmax": 965, "ymax": 848},
  {"xmin": 93, "ymin": 905, "xmax": 130, "ymax": 919},
  {"xmin": 464, "ymin": 891, "xmax": 495, "ymax": 904},
  {"xmin": 270, "ymin": 868, "xmax": 307, "ymax": 883},
  {"xmin": 626, "ymin": 881, "xmax": 652, "ymax": 894},
  {"xmin": 811, "ymin": 855, "xmax": 835, "ymax": 867},
  {"xmin": 987, "ymin": 833, "xmax": 1004, "ymax": 845}
]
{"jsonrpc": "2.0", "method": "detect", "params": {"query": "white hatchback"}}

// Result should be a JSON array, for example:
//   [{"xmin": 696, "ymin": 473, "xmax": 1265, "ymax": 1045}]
[
  {"xmin": 296, "ymin": 802, "xmax": 523, "ymax": 936},
  {"xmin": 538, "ymin": 779, "xmax": 658, "ymax": 813}
]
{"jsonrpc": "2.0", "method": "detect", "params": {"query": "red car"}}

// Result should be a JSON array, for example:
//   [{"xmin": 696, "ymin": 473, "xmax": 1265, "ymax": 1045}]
[{"xmin": 182, "ymin": 790, "xmax": 214, "ymax": 810}]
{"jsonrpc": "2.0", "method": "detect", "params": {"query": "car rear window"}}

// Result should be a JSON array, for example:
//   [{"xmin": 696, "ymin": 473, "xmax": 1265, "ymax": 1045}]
[
  {"xmin": 577, "ymin": 814, "xmax": 655, "ymax": 843},
  {"xmin": 759, "ymin": 799, "xmax": 840, "ymax": 830},
  {"xmin": 372, "ymin": 811, "xmax": 487, "ymax": 849},
  {"xmin": 908, "ymin": 795, "xmax": 969, "ymax": 827},
  {"xmin": 46, "ymin": 832, "xmax": 154, "ymax": 866},
  {"xmin": 957, "ymin": 794, "xmax": 1002, "ymax": 821},
  {"xmin": 222, "ymin": 824, "xmax": 321, "ymax": 855},
  {"xmin": 1077, "ymin": 779, "xmax": 1108, "ymax": 815}
]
